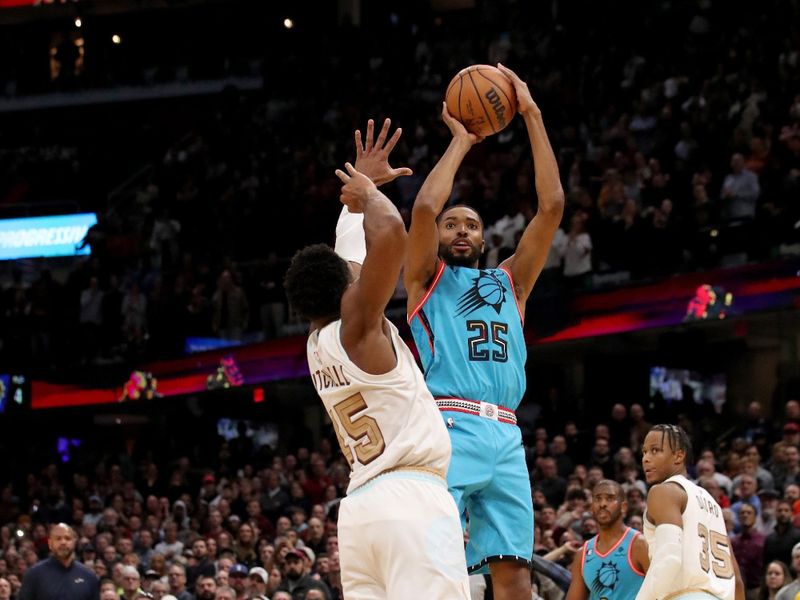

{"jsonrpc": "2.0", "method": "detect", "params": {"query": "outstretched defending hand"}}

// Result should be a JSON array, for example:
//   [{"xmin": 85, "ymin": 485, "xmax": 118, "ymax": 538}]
[
  {"xmin": 335, "ymin": 162, "xmax": 378, "ymax": 214},
  {"xmin": 441, "ymin": 102, "xmax": 484, "ymax": 146},
  {"xmin": 354, "ymin": 118, "xmax": 413, "ymax": 186},
  {"xmin": 497, "ymin": 63, "xmax": 540, "ymax": 117}
]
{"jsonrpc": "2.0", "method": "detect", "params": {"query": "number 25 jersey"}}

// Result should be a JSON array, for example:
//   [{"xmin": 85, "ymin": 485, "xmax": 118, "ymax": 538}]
[
  {"xmin": 408, "ymin": 262, "xmax": 527, "ymax": 409},
  {"xmin": 307, "ymin": 318, "xmax": 451, "ymax": 493}
]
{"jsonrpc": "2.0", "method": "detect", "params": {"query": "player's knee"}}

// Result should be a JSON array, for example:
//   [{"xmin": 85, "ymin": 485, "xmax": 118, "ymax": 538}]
[{"xmin": 488, "ymin": 561, "xmax": 532, "ymax": 598}]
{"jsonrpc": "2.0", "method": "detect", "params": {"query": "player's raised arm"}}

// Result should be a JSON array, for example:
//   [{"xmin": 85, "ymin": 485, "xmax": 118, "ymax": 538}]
[
  {"xmin": 405, "ymin": 103, "xmax": 482, "ymax": 310},
  {"xmin": 335, "ymin": 163, "xmax": 407, "ymax": 333},
  {"xmin": 335, "ymin": 118, "xmax": 412, "ymax": 274},
  {"xmin": 635, "ymin": 483, "xmax": 686, "ymax": 600},
  {"xmin": 496, "ymin": 64, "xmax": 565, "ymax": 305}
]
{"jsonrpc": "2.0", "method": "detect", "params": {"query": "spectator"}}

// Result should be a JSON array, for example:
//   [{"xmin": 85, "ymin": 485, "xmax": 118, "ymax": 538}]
[
  {"xmin": 732, "ymin": 503, "xmax": 766, "ymax": 595},
  {"xmin": 247, "ymin": 567, "xmax": 269, "ymax": 600},
  {"xmin": 187, "ymin": 539, "xmax": 215, "ymax": 588},
  {"xmin": 275, "ymin": 549, "xmax": 330, "ymax": 600},
  {"xmin": 775, "ymin": 543, "xmax": 800, "ymax": 600},
  {"xmin": 774, "ymin": 442, "xmax": 800, "ymax": 492},
  {"xmin": 0, "ymin": 578, "xmax": 10, "ymax": 600},
  {"xmin": 196, "ymin": 576, "xmax": 216, "ymax": 600},
  {"xmin": 764, "ymin": 500, "xmax": 800, "ymax": 566},
  {"xmin": 550, "ymin": 436, "xmax": 575, "ymax": 479},
  {"xmin": 227, "ymin": 564, "xmax": 248, "ymax": 599},
  {"xmin": 758, "ymin": 561, "xmax": 790, "ymax": 600},
  {"xmin": 608, "ymin": 404, "xmax": 630, "ymax": 452},
  {"xmin": 629, "ymin": 404, "xmax": 651, "ymax": 453},
  {"xmin": 721, "ymin": 153, "xmax": 761, "ymax": 220},
  {"xmin": 215, "ymin": 587, "xmax": 236, "ymax": 600},
  {"xmin": 733, "ymin": 475, "xmax": 763, "ymax": 527},
  {"xmin": 155, "ymin": 523, "xmax": 183, "ymax": 561},
  {"xmin": 166, "ymin": 564, "xmax": 192, "ymax": 600},
  {"xmin": 79, "ymin": 277, "xmax": 104, "ymax": 360},
  {"xmin": 121, "ymin": 281, "xmax": 148, "ymax": 352},
  {"xmin": 121, "ymin": 565, "xmax": 142, "ymax": 600},
  {"xmin": 589, "ymin": 436, "xmax": 614, "ymax": 479},
  {"xmin": 760, "ymin": 489, "xmax": 781, "ymax": 536},
  {"xmin": 697, "ymin": 458, "xmax": 734, "ymax": 496},
  {"xmin": 562, "ymin": 213, "xmax": 593, "ymax": 289},
  {"xmin": 211, "ymin": 271, "xmax": 249, "ymax": 341},
  {"xmin": 535, "ymin": 458, "xmax": 567, "ymax": 508}
]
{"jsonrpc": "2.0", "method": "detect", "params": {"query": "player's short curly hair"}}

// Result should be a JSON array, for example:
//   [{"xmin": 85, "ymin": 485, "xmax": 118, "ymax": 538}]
[{"xmin": 284, "ymin": 244, "xmax": 350, "ymax": 321}]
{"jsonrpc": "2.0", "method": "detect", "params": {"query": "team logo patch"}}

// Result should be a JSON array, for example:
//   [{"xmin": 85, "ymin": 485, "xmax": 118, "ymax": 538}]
[
  {"xmin": 456, "ymin": 271, "xmax": 506, "ymax": 316},
  {"xmin": 591, "ymin": 561, "xmax": 620, "ymax": 597}
]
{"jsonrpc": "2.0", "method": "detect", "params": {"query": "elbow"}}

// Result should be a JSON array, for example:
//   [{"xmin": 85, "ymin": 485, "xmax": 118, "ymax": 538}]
[
  {"xmin": 412, "ymin": 196, "xmax": 440, "ymax": 218},
  {"xmin": 539, "ymin": 189, "xmax": 566, "ymax": 217},
  {"xmin": 383, "ymin": 215, "xmax": 408, "ymax": 249}
]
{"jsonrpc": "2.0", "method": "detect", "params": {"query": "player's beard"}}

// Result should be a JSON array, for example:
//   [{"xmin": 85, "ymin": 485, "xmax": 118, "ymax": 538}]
[
  {"xmin": 595, "ymin": 509, "xmax": 621, "ymax": 527},
  {"xmin": 439, "ymin": 241, "xmax": 481, "ymax": 268}
]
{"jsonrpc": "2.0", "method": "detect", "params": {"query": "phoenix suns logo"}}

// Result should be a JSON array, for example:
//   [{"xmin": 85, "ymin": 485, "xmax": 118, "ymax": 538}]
[{"xmin": 456, "ymin": 271, "xmax": 506, "ymax": 316}]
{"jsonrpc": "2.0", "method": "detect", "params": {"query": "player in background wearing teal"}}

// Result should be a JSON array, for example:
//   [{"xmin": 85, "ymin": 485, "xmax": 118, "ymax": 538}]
[
  {"xmin": 405, "ymin": 64, "xmax": 565, "ymax": 599},
  {"xmin": 567, "ymin": 480, "xmax": 649, "ymax": 600}
]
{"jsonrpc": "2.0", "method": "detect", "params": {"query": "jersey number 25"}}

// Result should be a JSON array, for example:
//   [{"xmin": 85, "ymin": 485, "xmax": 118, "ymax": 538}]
[{"xmin": 467, "ymin": 320, "xmax": 508, "ymax": 362}]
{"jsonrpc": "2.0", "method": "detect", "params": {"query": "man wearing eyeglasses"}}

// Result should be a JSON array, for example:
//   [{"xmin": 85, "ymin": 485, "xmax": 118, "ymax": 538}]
[{"xmin": 166, "ymin": 564, "xmax": 192, "ymax": 600}]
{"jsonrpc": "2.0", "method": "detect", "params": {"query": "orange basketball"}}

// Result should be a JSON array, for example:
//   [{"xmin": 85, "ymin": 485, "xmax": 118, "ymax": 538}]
[{"xmin": 445, "ymin": 64, "xmax": 517, "ymax": 137}]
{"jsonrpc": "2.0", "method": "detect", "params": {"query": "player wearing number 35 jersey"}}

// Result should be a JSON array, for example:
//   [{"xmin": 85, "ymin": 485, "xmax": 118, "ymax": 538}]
[
  {"xmin": 285, "ymin": 120, "xmax": 470, "ymax": 600},
  {"xmin": 638, "ymin": 425, "xmax": 745, "ymax": 600}
]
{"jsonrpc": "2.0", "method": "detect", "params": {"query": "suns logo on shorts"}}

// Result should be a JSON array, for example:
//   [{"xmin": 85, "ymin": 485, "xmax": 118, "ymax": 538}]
[{"xmin": 456, "ymin": 271, "xmax": 506, "ymax": 316}]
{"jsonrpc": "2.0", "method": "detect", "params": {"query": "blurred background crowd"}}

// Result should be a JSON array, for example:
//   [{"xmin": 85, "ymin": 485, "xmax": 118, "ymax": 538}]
[{"xmin": 0, "ymin": 0, "xmax": 799, "ymax": 599}]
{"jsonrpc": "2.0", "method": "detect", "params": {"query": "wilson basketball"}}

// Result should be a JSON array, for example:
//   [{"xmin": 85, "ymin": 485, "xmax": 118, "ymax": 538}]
[{"xmin": 445, "ymin": 64, "xmax": 517, "ymax": 137}]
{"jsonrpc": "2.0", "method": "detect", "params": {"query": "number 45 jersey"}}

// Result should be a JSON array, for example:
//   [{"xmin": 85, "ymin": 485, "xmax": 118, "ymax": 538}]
[
  {"xmin": 307, "ymin": 318, "xmax": 451, "ymax": 493},
  {"xmin": 408, "ymin": 263, "xmax": 527, "ymax": 409}
]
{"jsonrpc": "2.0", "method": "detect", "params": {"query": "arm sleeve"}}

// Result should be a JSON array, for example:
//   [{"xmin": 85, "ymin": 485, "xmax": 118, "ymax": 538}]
[
  {"xmin": 635, "ymin": 524, "xmax": 683, "ymax": 600},
  {"xmin": 334, "ymin": 206, "xmax": 366, "ymax": 265}
]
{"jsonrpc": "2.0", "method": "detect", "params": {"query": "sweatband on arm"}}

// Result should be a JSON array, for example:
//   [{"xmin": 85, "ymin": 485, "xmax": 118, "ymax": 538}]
[
  {"xmin": 635, "ymin": 524, "xmax": 683, "ymax": 600},
  {"xmin": 334, "ymin": 206, "xmax": 366, "ymax": 265}
]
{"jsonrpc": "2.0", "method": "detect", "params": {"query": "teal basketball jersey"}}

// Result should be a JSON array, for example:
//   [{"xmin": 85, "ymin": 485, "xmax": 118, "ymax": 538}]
[
  {"xmin": 408, "ymin": 261, "xmax": 526, "ymax": 410},
  {"xmin": 581, "ymin": 527, "xmax": 645, "ymax": 600}
]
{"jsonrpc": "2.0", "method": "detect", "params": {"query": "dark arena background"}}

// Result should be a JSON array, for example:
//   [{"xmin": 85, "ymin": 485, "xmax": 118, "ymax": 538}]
[{"xmin": 0, "ymin": 0, "xmax": 799, "ymax": 598}]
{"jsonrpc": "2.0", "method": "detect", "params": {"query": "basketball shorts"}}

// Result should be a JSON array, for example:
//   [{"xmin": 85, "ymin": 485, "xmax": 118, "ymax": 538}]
[
  {"xmin": 338, "ymin": 470, "xmax": 471, "ymax": 600},
  {"xmin": 444, "ymin": 411, "xmax": 533, "ymax": 575},
  {"xmin": 663, "ymin": 590, "xmax": 724, "ymax": 600}
]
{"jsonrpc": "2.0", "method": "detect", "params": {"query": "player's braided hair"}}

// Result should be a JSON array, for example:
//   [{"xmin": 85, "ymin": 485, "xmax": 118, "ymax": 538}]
[
  {"xmin": 650, "ymin": 423, "xmax": 694, "ymax": 465},
  {"xmin": 284, "ymin": 244, "xmax": 350, "ymax": 321}
]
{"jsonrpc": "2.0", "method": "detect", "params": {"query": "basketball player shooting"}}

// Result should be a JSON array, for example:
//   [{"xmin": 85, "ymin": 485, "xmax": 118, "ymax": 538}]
[
  {"xmin": 405, "ymin": 64, "xmax": 564, "ymax": 599},
  {"xmin": 567, "ymin": 480, "xmax": 649, "ymax": 600},
  {"xmin": 283, "ymin": 121, "xmax": 471, "ymax": 599},
  {"xmin": 637, "ymin": 425, "xmax": 745, "ymax": 600}
]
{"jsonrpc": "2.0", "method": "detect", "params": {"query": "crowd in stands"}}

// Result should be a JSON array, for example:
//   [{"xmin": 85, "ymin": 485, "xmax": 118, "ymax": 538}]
[
  {"xmin": 2, "ymin": 398, "xmax": 800, "ymax": 599},
  {"xmin": 1, "ymin": 0, "xmax": 800, "ymax": 372}
]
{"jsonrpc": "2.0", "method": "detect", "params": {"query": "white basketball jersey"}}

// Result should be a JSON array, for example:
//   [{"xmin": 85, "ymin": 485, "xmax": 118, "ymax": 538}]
[
  {"xmin": 307, "ymin": 318, "xmax": 451, "ymax": 493},
  {"xmin": 644, "ymin": 475, "xmax": 736, "ymax": 600}
]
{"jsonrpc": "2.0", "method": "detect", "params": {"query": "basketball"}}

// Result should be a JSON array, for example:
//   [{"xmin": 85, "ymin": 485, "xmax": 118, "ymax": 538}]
[{"xmin": 445, "ymin": 64, "xmax": 518, "ymax": 137}]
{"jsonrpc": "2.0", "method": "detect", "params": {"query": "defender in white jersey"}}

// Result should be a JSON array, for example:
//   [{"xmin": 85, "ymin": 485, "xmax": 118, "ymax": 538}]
[
  {"xmin": 637, "ymin": 424, "xmax": 745, "ymax": 600},
  {"xmin": 284, "ymin": 129, "xmax": 470, "ymax": 600}
]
